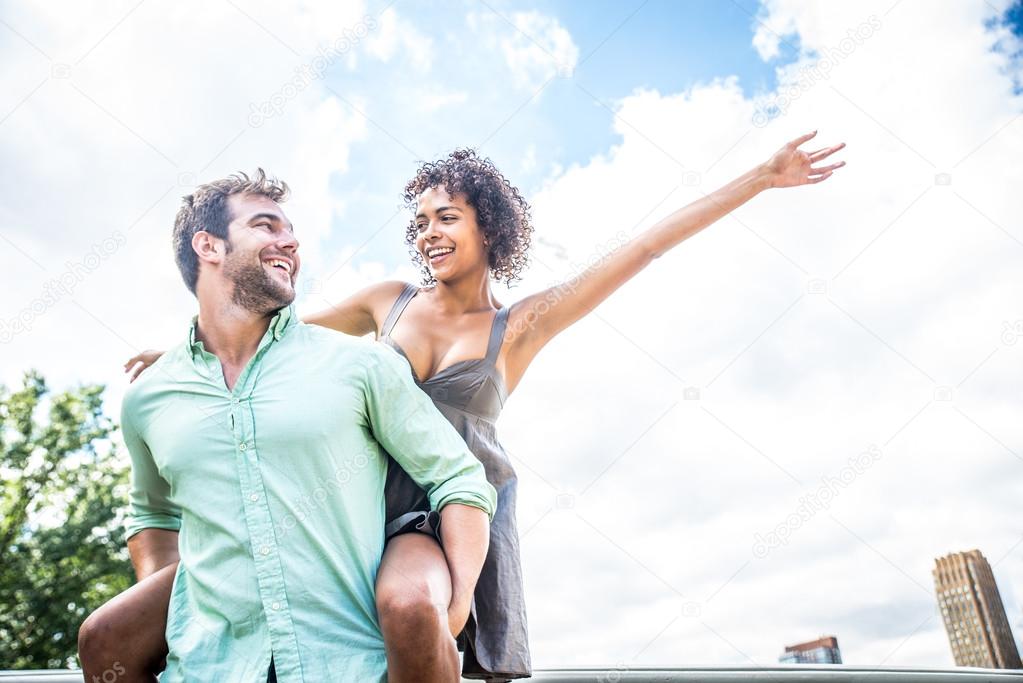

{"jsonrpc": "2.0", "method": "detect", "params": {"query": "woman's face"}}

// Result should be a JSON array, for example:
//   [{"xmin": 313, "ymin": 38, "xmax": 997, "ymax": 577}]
[{"xmin": 414, "ymin": 185, "xmax": 488, "ymax": 283}]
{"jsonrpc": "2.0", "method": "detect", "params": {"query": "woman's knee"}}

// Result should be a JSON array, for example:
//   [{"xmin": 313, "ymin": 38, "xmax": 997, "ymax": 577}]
[
  {"xmin": 78, "ymin": 603, "xmax": 121, "ymax": 664},
  {"xmin": 375, "ymin": 535, "xmax": 451, "ymax": 635},
  {"xmin": 376, "ymin": 575, "xmax": 448, "ymax": 630}
]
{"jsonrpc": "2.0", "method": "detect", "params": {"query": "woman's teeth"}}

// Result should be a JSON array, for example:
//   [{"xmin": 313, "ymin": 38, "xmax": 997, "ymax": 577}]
[{"xmin": 428, "ymin": 247, "xmax": 454, "ymax": 259}]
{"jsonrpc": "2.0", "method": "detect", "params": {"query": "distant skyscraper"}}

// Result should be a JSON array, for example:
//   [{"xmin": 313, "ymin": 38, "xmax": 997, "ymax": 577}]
[
  {"xmin": 779, "ymin": 636, "xmax": 843, "ymax": 664},
  {"xmin": 933, "ymin": 549, "xmax": 1022, "ymax": 669}
]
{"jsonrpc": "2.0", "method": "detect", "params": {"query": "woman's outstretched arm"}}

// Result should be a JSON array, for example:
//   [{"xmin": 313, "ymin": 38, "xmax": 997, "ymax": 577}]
[{"xmin": 504, "ymin": 131, "xmax": 845, "ymax": 382}]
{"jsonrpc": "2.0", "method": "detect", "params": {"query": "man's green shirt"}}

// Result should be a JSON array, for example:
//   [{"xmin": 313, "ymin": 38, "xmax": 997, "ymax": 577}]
[{"xmin": 122, "ymin": 305, "xmax": 497, "ymax": 682}]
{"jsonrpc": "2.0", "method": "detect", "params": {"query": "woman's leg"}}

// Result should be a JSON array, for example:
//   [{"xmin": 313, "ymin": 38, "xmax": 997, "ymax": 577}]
[
  {"xmin": 78, "ymin": 562, "xmax": 176, "ymax": 683},
  {"xmin": 375, "ymin": 533, "xmax": 459, "ymax": 683}
]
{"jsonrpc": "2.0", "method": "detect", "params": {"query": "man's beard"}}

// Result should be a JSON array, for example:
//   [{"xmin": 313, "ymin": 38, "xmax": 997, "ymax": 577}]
[{"xmin": 222, "ymin": 249, "xmax": 295, "ymax": 315}]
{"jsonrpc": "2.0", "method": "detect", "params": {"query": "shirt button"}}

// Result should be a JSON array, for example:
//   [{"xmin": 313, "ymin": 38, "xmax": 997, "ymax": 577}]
[
  {"xmin": 239, "ymin": 443, "xmax": 247, "ymax": 451},
  {"xmin": 249, "ymin": 493, "xmax": 259, "ymax": 502},
  {"xmin": 260, "ymin": 545, "xmax": 271, "ymax": 556},
  {"xmin": 271, "ymin": 601, "xmax": 281, "ymax": 611}
]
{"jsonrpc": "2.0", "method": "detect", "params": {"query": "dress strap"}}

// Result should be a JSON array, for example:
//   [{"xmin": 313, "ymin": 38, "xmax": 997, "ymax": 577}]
[
  {"xmin": 379, "ymin": 283, "xmax": 419, "ymax": 338},
  {"xmin": 484, "ymin": 306, "xmax": 511, "ymax": 365}
]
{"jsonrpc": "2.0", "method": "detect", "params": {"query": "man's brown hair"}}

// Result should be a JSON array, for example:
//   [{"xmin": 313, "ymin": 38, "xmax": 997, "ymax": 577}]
[{"xmin": 173, "ymin": 169, "xmax": 290, "ymax": 294}]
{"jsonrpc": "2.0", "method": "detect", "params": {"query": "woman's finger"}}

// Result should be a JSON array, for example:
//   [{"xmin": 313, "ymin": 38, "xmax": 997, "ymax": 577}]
[
  {"xmin": 126, "ymin": 360, "xmax": 142, "ymax": 382},
  {"xmin": 810, "ymin": 161, "xmax": 846, "ymax": 175},
  {"xmin": 789, "ymin": 130, "xmax": 818, "ymax": 148},
  {"xmin": 807, "ymin": 170, "xmax": 834, "ymax": 184},
  {"xmin": 809, "ymin": 143, "xmax": 845, "ymax": 162}
]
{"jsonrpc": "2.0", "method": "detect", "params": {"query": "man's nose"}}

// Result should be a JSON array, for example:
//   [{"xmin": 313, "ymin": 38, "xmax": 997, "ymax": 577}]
[{"xmin": 278, "ymin": 231, "xmax": 299, "ymax": 251}]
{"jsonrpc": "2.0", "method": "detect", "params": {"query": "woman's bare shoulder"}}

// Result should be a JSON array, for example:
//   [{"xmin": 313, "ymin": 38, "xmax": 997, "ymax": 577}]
[
  {"xmin": 363, "ymin": 279, "xmax": 414, "ymax": 307},
  {"xmin": 361, "ymin": 280, "xmax": 417, "ymax": 329}
]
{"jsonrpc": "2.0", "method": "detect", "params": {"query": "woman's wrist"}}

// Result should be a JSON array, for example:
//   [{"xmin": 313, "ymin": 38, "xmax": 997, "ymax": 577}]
[{"xmin": 750, "ymin": 163, "xmax": 777, "ymax": 192}]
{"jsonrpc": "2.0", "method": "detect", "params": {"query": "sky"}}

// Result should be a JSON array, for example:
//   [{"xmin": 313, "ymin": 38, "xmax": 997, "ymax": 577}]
[{"xmin": 1, "ymin": 0, "xmax": 1021, "ymax": 671}]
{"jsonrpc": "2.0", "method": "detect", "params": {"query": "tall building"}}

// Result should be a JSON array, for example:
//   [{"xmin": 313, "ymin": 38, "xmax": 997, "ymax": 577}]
[
  {"xmin": 779, "ymin": 636, "xmax": 842, "ymax": 664},
  {"xmin": 933, "ymin": 549, "xmax": 1022, "ymax": 668}
]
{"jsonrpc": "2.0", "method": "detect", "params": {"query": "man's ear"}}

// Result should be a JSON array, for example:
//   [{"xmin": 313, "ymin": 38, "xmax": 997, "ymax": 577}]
[{"xmin": 192, "ymin": 231, "xmax": 226, "ymax": 265}]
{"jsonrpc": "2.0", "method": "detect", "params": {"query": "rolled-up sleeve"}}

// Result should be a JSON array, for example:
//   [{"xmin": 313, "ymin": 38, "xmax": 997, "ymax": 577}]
[
  {"xmin": 361, "ymin": 346, "xmax": 497, "ymax": 520},
  {"xmin": 122, "ymin": 397, "xmax": 182, "ymax": 541}
]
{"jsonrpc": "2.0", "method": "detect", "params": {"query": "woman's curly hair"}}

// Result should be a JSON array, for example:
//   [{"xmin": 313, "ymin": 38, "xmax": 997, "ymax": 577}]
[{"xmin": 403, "ymin": 148, "xmax": 533, "ymax": 286}]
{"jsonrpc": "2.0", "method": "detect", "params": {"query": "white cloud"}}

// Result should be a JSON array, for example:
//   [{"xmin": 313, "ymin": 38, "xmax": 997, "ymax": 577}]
[
  {"xmin": 468, "ymin": 9, "xmax": 579, "ymax": 91},
  {"xmin": 518, "ymin": 143, "xmax": 538, "ymax": 174},
  {"xmin": 495, "ymin": 0, "xmax": 1023, "ymax": 669},
  {"xmin": 414, "ymin": 87, "xmax": 470, "ymax": 113},
  {"xmin": 364, "ymin": 6, "xmax": 433, "ymax": 72},
  {"xmin": 506, "ymin": 11, "xmax": 579, "ymax": 88},
  {"xmin": 752, "ymin": 0, "xmax": 801, "ymax": 61},
  {"xmin": 0, "ymin": 1, "xmax": 372, "ymax": 394}
]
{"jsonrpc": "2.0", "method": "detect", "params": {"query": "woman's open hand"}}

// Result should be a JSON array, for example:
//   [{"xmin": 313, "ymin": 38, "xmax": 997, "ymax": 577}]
[
  {"xmin": 763, "ymin": 130, "xmax": 846, "ymax": 189},
  {"xmin": 124, "ymin": 349, "xmax": 165, "ymax": 383}
]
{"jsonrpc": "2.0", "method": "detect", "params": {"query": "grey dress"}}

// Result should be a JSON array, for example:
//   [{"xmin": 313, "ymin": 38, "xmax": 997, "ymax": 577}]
[{"xmin": 378, "ymin": 283, "xmax": 531, "ymax": 681}]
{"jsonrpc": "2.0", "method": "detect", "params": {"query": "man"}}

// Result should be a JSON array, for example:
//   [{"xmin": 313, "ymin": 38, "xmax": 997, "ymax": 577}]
[{"xmin": 78, "ymin": 170, "xmax": 496, "ymax": 682}]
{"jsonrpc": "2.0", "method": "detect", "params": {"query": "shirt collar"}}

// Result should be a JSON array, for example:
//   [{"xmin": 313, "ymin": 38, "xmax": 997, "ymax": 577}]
[
  {"xmin": 269, "ymin": 304, "xmax": 295, "ymax": 340},
  {"xmin": 188, "ymin": 305, "xmax": 296, "ymax": 359}
]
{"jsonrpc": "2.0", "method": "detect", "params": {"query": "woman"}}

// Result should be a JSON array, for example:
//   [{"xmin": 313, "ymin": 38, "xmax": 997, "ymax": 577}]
[{"xmin": 91, "ymin": 132, "xmax": 844, "ymax": 681}]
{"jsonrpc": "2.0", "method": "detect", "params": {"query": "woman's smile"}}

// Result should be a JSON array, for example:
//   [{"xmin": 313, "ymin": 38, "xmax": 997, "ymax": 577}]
[{"xmin": 427, "ymin": 245, "xmax": 455, "ymax": 266}]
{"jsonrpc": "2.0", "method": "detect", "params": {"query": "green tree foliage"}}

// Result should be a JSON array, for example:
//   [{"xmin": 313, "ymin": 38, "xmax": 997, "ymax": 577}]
[{"xmin": 0, "ymin": 371, "xmax": 131, "ymax": 669}]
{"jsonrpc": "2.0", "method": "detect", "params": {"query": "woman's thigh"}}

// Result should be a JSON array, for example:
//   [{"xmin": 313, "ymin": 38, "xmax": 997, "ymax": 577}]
[{"xmin": 375, "ymin": 533, "xmax": 452, "ymax": 614}]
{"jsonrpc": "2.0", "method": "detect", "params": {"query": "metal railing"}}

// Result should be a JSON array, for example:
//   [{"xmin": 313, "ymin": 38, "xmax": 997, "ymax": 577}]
[{"xmin": 2, "ymin": 666, "xmax": 1021, "ymax": 682}]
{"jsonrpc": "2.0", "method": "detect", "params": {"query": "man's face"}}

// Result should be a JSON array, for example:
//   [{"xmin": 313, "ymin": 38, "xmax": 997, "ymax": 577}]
[{"xmin": 220, "ymin": 193, "xmax": 300, "ymax": 315}]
